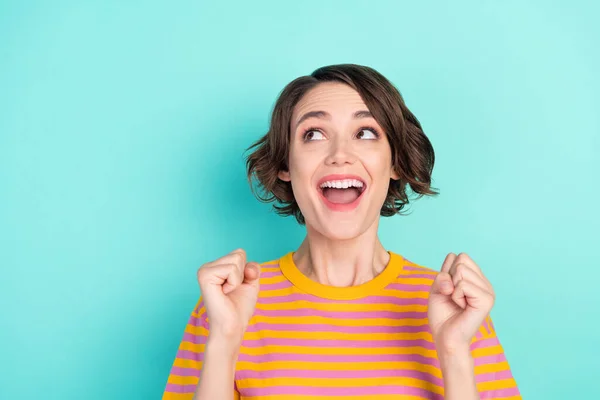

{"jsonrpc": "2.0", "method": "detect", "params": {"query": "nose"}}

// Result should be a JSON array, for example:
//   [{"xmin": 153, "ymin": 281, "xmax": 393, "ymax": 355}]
[{"xmin": 324, "ymin": 135, "xmax": 356, "ymax": 166}]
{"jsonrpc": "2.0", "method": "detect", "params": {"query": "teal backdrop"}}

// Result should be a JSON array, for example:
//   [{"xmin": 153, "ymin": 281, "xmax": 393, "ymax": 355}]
[{"xmin": 1, "ymin": 1, "xmax": 598, "ymax": 399}]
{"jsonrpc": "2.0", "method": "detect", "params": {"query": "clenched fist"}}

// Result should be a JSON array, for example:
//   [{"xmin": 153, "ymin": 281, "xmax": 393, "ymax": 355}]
[
  {"xmin": 197, "ymin": 249, "xmax": 261, "ymax": 343},
  {"xmin": 428, "ymin": 252, "xmax": 496, "ymax": 355}
]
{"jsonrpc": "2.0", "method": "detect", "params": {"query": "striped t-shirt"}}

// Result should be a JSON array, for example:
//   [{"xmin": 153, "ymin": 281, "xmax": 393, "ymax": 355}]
[{"xmin": 163, "ymin": 251, "xmax": 520, "ymax": 399}]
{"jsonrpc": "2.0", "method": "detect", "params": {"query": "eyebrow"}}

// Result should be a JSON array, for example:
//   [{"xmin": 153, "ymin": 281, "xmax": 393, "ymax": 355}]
[{"xmin": 295, "ymin": 110, "xmax": 373, "ymax": 130}]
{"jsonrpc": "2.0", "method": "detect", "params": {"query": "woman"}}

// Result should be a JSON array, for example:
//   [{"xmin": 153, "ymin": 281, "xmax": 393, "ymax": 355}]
[{"xmin": 162, "ymin": 65, "xmax": 521, "ymax": 399}]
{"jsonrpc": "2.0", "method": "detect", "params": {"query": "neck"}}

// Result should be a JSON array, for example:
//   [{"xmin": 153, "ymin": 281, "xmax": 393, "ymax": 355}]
[{"xmin": 293, "ymin": 219, "xmax": 390, "ymax": 287}]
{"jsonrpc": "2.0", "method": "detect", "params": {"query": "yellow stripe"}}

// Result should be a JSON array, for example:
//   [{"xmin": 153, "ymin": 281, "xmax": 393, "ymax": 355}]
[
  {"xmin": 259, "ymin": 268, "xmax": 281, "ymax": 274},
  {"xmin": 235, "ymin": 361, "xmax": 443, "ymax": 379},
  {"xmin": 162, "ymin": 392, "xmax": 193, "ymax": 400},
  {"xmin": 260, "ymin": 275, "xmax": 289, "ymax": 284},
  {"xmin": 192, "ymin": 308, "xmax": 206, "ymax": 318},
  {"xmin": 185, "ymin": 324, "xmax": 209, "ymax": 336},
  {"xmin": 236, "ymin": 377, "xmax": 443, "ymax": 394},
  {"xmin": 258, "ymin": 288, "xmax": 430, "ymax": 299},
  {"xmin": 238, "ymin": 344, "xmax": 437, "ymax": 358},
  {"xmin": 167, "ymin": 374, "xmax": 198, "ymax": 385},
  {"xmin": 173, "ymin": 358, "xmax": 203, "ymax": 369},
  {"xmin": 476, "ymin": 378, "xmax": 518, "ymax": 391},
  {"xmin": 249, "ymin": 315, "xmax": 430, "ymax": 327},
  {"xmin": 392, "ymin": 277, "xmax": 436, "ymax": 285},
  {"xmin": 172, "ymin": 358, "xmax": 443, "ymax": 380},
  {"xmin": 243, "ymin": 329, "xmax": 433, "ymax": 341},
  {"xmin": 177, "ymin": 341, "xmax": 438, "ymax": 358},
  {"xmin": 183, "ymin": 326, "xmax": 435, "ymax": 342},
  {"xmin": 179, "ymin": 341, "xmax": 206, "ymax": 353},
  {"xmin": 175, "ymin": 341, "xmax": 501, "ymax": 369},
  {"xmin": 260, "ymin": 260, "xmax": 279, "ymax": 267},
  {"xmin": 403, "ymin": 268, "xmax": 436, "ymax": 276},
  {"xmin": 471, "ymin": 344, "xmax": 504, "ymax": 358},
  {"xmin": 474, "ymin": 360, "xmax": 512, "ymax": 374},
  {"xmin": 255, "ymin": 301, "xmax": 428, "ymax": 313},
  {"xmin": 162, "ymin": 384, "xmax": 240, "ymax": 400}
]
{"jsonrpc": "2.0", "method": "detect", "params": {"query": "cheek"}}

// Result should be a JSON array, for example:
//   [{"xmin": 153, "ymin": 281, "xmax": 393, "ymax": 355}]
[
  {"xmin": 290, "ymin": 148, "xmax": 321, "ymax": 174},
  {"xmin": 288, "ymin": 156, "xmax": 315, "ymax": 193},
  {"xmin": 364, "ymin": 151, "xmax": 393, "ymax": 176}
]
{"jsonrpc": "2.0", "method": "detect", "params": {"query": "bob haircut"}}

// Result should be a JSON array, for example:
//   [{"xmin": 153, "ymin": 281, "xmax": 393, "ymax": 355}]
[{"xmin": 246, "ymin": 64, "xmax": 439, "ymax": 225}]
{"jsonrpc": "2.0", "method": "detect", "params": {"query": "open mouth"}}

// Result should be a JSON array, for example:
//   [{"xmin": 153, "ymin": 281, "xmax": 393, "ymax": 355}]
[{"xmin": 317, "ymin": 177, "xmax": 367, "ymax": 207}]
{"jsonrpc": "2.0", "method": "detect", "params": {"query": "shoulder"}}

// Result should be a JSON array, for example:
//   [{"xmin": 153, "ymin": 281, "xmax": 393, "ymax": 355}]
[
  {"xmin": 257, "ymin": 257, "xmax": 284, "ymax": 282},
  {"xmin": 258, "ymin": 257, "xmax": 282, "ymax": 270},
  {"xmin": 390, "ymin": 251, "xmax": 439, "ymax": 283}
]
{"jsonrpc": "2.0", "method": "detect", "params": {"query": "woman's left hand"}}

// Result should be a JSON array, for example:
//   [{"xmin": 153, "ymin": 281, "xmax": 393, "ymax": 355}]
[{"xmin": 427, "ymin": 253, "xmax": 496, "ymax": 355}]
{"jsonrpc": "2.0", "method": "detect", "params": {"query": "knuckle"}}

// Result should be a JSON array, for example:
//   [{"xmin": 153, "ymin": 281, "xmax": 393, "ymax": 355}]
[
  {"xmin": 232, "ymin": 248, "xmax": 246, "ymax": 258},
  {"xmin": 196, "ymin": 266, "xmax": 208, "ymax": 281},
  {"xmin": 456, "ymin": 252, "xmax": 469, "ymax": 262},
  {"xmin": 233, "ymin": 252, "xmax": 244, "ymax": 265},
  {"xmin": 227, "ymin": 263, "xmax": 238, "ymax": 272}
]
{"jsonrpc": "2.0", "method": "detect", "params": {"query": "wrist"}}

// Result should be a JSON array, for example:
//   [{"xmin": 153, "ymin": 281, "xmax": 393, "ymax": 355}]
[
  {"xmin": 435, "ymin": 343, "xmax": 478, "ymax": 400},
  {"xmin": 437, "ymin": 344, "xmax": 473, "ymax": 370},
  {"xmin": 206, "ymin": 335, "xmax": 243, "ymax": 359}
]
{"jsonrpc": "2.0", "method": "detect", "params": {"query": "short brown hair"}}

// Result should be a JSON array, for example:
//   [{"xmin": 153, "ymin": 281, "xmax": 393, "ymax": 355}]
[{"xmin": 245, "ymin": 64, "xmax": 439, "ymax": 225}]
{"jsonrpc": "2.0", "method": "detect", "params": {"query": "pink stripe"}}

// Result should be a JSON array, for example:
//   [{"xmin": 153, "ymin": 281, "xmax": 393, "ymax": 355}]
[
  {"xmin": 253, "ymin": 308, "xmax": 427, "ymax": 320},
  {"xmin": 476, "ymin": 369, "xmax": 514, "ymax": 383},
  {"xmin": 403, "ymin": 265, "xmax": 435, "ymax": 272},
  {"xmin": 386, "ymin": 283, "xmax": 432, "ymax": 292},
  {"xmin": 241, "ymin": 337, "xmax": 436, "ymax": 349},
  {"xmin": 260, "ymin": 270, "xmax": 283, "ymax": 278},
  {"xmin": 241, "ymin": 384, "xmax": 443, "ymax": 399},
  {"xmin": 176, "ymin": 349, "xmax": 205, "ymax": 362},
  {"xmin": 245, "ymin": 322, "xmax": 431, "ymax": 334},
  {"xmin": 474, "ymin": 352, "xmax": 507, "ymax": 366},
  {"xmin": 177, "ymin": 338, "xmax": 437, "ymax": 358},
  {"xmin": 186, "ymin": 315, "xmax": 207, "ymax": 328},
  {"xmin": 236, "ymin": 368, "xmax": 443, "ymax": 386},
  {"xmin": 479, "ymin": 386, "xmax": 520, "ymax": 398},
  {"xmin": 237, "ymin": 352, "xmax": 440, "ymax": 366},
  {"xmin": 258, "ymin": 293, "xmax": 429, "ymax": 305},
  {"xmin": 470, "ymin": 337, "xmax": 500, "ymax": 350},
  {"xmin": 164, "ymin": 383, "xmax": 196, "ymax": 394},
  {"xmin": 182, "ymin": 332, "xmax": 208, "ymax": 345},
  {"xmin": 170, "ymin": 366, "xmax": 200, "ymax": 377},
  {"xmin": 180, "ymin": 333, "xmax": 435, "ymax": 349},
  {"xmin": 260, "ymin": 280, "xmax": 293, "ymax": 290},
  {"xmin": 401, "ymin": 273, "xmax": 437, "ymax": 279}
]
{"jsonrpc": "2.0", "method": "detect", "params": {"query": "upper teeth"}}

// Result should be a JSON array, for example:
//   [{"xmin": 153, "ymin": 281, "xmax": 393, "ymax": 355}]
[{"xmin": 319, "ymin": 179, "xmax": 364, "ymax": 189}]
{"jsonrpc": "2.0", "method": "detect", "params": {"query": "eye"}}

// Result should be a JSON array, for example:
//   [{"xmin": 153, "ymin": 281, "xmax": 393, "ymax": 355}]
[
  {"xmin": 356, "ymin": 128, "xmax": 379, "ymax": 140},
  {"xmin": 303, "ymin": 129, "xmax": 325, "ymax": 141}
]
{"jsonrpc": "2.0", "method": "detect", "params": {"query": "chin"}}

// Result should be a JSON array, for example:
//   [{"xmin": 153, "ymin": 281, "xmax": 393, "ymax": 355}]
[{"xmin": 312, "ymin": 216, "xmax": 372, "ymax": 241}]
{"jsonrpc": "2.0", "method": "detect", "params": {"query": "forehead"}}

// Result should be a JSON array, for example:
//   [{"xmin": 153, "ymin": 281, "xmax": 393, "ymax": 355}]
[{"xmin": 292, "ymin": 82, "xmax": 368, "ymax": 123}]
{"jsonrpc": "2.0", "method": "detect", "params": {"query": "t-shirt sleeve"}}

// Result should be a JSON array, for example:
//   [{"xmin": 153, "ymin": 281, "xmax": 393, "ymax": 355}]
[
  {"xmin": 162, "ymin": 297, "xmax": 240, "ymax": 400},
  {"xmin": 470, "ymin": 315, "xmax": 521, "ymax": 399}
]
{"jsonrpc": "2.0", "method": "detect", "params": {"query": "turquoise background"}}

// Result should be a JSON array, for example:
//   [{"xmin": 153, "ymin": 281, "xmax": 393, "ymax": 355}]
[{"xmin": 1, "ymin": 1, "xmax": 598, "ymax": 399}]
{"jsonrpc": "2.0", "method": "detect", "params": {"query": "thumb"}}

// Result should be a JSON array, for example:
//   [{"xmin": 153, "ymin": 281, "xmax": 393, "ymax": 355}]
[
  {"xmin": 243, "ymin": 262, "xmax": 261, "ymax": 286},
  {"xmin": 430, "ymin": 272, "xmax": 454, "ymax": 296}
]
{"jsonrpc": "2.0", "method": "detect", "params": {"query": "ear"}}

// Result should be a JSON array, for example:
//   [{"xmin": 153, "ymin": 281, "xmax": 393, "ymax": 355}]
[
  {"xmin": 390, "ymin": 167, "xmax": 400, "ymax": 180},
  {"xmin": 278, "ymin": 169, "xmax": 291, "ymax": 182}
]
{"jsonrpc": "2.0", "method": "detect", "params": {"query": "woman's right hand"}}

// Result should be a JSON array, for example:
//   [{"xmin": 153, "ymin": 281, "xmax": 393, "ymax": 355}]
[{"xmin": 196, "ymin": 248, "xmax": 261, "ymax": 343}]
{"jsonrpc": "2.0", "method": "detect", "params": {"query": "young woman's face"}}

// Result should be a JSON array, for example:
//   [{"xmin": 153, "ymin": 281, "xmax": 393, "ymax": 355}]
[{"xmin": 278, "ymin": 82, "xmax": 400, "ymax": 240}]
